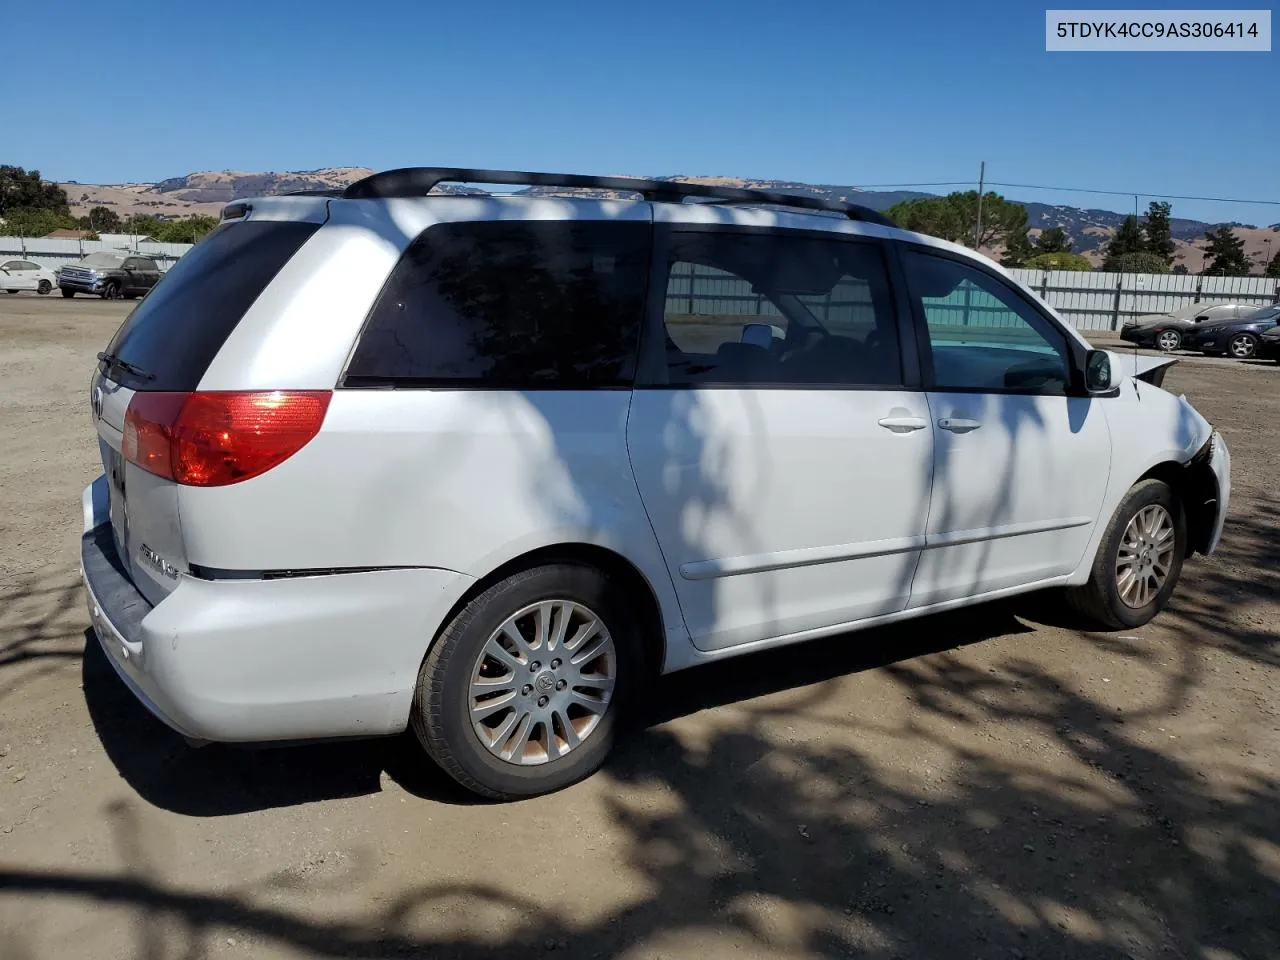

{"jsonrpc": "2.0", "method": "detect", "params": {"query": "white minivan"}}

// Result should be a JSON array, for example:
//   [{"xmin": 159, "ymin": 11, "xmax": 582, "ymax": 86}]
[{"xmin": 81, "ymin": 168, "xmax": 1230, "ymax": 799}]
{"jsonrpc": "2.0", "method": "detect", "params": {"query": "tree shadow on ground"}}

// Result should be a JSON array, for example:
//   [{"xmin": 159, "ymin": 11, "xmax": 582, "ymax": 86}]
[{"xmin": 5, "ymin": 627, "xmax": 1279, "ymax": 959}]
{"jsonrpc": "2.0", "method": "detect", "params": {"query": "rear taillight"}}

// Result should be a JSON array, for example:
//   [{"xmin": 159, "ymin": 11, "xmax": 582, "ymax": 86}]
[{"xmin": 123, "ymin": 391, "xmax": 331, "ymax": 486}]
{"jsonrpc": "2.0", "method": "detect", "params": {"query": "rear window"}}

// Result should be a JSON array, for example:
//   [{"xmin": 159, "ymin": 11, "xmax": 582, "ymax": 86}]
[
  {"xmin": 102, "ymin": 220, "xmax": 320, "ymax": 390},
  {"xmin": 344, "ymin": 220, "xmax": 651, "ymax": 388}
]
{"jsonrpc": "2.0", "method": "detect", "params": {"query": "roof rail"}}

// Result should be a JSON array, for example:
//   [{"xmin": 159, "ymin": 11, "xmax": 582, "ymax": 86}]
[{"xmin": 341, "ymin": 167, "xmax": 896, "ymax": 227}]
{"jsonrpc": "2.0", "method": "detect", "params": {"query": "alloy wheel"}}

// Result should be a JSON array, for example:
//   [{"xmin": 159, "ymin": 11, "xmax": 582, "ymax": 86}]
[
  {"xmin": 468, "ymin": 599, "xmax": 616, "ymax": 765},
  {"xmin": 1156, "ymin": 330, "xmax": 1180, "ymax": 351},
  {"xmin": 1229, "ymin": 334, "xmax": 1256, "ymax": 359},
  {"xmin": 1115, "ymin": 504, "xmax": 1176, "ymax": 608}
]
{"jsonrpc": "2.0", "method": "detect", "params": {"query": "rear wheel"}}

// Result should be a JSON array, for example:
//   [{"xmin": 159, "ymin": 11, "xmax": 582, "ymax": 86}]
[
  {"xmin": 37, "ymin": 280, "xmax": 51, "ymax": 295},
  {"xmin": 101, "ymin": 281, "xmax": 120, "ymax": 300},
  {"xmin": 411, "ymin": 563, "xmax": 639, "ymax": 800},
  {"xmin": 1067, "ymin": 479, "xmax": 1185, "ymax": 630},
  {"xmin": 1228, "ymin": 333, "xmax": 1258, "ymax": 359},
  {"xmin": 1155, "ymin": 329, "xmax": 1181, "ymax": 351}
]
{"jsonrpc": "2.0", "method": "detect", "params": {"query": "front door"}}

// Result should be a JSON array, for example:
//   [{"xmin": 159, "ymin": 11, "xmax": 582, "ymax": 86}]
[
  {"xmin": 898, "ymin": 249, "xmax": 1112, "ymax": 607},
  {"xmin": 627, "ymin": 220, "xmax": 934, "ymax": 651}
]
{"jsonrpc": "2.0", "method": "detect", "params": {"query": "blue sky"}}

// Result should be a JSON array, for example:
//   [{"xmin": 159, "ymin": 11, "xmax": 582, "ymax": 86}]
[{"xmin": 7, "ymin": 0, "xmax": 1276, "ymax": 224}]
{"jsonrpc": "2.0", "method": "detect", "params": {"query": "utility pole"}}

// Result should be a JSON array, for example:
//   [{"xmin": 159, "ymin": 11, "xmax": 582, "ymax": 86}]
[{"xmin": 974, "ymin": 161, "xmax": 986, "ymax": 250}]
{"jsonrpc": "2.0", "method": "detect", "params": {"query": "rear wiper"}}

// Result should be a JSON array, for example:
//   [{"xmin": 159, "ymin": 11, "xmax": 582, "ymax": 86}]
[{"xmin": 97, "ymin": 351, "xmax": 155, "ymax": 382}]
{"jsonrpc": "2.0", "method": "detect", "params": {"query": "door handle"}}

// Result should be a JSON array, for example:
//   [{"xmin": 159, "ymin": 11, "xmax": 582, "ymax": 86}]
[
  {"xmin": 877, "ymin": 416, "xmax": 929, "ymax": 432},
  {"xmin": 938, "ymin": 417, "xmax": 982, "ymax": 432}
]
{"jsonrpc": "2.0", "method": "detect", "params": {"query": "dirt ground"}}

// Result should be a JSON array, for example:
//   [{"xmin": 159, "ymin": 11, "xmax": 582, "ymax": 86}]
[{"xmin": 1, "ymin": 295, "xmax": 1277, "ymax": 960}]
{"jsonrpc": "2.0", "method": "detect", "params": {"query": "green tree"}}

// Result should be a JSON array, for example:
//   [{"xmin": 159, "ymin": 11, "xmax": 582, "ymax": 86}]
[
  {"xmin": 1142, "ymin": 201, "xmax": 1176, "ymax": 266},
  {"xmin": 152, "ymin": 215, "xmax": 218, "ymax": 243},
  {"xmin": 1108, "ymin": 251, "xmax": 1170, "ymax": 275},
  {"xmin": 1171, "ymin": 263, "xmax": 1189, "ymax": 275},
  {"xmin": 0, "ymin": 207, "xmax": 77, "ymax": 237},
  {"xmin": 1102, "ymin": 216, "xmax": 1145, "ymax": 271},
  {"xmin": 1034, "ymin": 227, "xmax": 1073, "ymax": 254},
  {"xmin": 886, "ymin": 196, "xmax": 968, "ymax": 243},
  {"xmin": 1265, "ymin": 250, "xmax": 1280, "ymax": 278},
  {"xmin": 1203, "ymin": 226, "xmax": 1251, "ymax": 276},
  {"xmin": 887, "ymin": 191, "xmax": 1028, "ymax": 251},
  {"xmin": 999, "ymin": 229, "xmax": 1035, "ymax": 267},
  {"xmin": 0, "ymin": 165, "xmax": 69, "ymax": 216},
  {"xmin": 84, "ymin": 206, "xmax": 122, "ymax": 232},
  {"xmin": 1024, "ymin": 252, "xmax": 1092, "ymax": 271}
]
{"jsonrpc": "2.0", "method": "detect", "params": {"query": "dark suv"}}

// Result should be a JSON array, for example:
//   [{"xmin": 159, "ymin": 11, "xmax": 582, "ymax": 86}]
[{"xmin": 59, "ymin": 252, "xmax": 162, "ymax": 300}]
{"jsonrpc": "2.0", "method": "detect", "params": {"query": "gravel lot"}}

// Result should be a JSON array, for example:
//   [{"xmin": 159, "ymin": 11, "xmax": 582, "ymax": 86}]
[{"xmin": 1, "ymin": 296, "xmax": 1277, "ymax": 960}]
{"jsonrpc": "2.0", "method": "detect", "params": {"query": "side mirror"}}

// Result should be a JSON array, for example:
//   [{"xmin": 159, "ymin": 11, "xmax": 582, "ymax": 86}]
[{"xmin": 1085, "ymin": 349, "xmax": 1123, "ymax": 393}]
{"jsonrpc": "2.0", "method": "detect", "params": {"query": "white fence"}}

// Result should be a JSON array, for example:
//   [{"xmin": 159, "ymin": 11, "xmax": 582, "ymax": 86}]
[
  {"xmin": 0, "ymin": 236, "xmax": 192, "ymax": 272},
  {"xmin": 5, "ymin": 234, "xmax": 1278, "ymax": 332},
  {"xmin": 1008, "ymin": 269, "xmax": 1280, "ymax": 331}
]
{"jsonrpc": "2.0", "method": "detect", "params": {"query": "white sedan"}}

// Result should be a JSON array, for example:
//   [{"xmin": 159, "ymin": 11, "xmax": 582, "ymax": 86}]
[{"xmin": 0, "ymin": 259, "xmax": 59, "ymax": 295}]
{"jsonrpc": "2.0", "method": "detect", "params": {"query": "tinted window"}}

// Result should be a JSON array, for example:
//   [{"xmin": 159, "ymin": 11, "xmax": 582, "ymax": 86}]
[
  {"xmin": 103, "ymin": 220, "xmax": 320, "ymax": 391},
  {"xmin": 653, "ymin": 230, "xmax": 902, "ymax": 387},
  {"xmin": 346, "ymin": 220, "xmax": 650, "ymax": 387},
  {"xmin": 903, "ymin": 250, "xmax": 1070, "ymax": 395}
]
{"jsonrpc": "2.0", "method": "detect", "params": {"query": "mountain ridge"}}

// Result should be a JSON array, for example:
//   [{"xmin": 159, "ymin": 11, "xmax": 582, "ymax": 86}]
[{"xmin": 56, "ymin": 168, "xmax": 1280, "ymax": 272}]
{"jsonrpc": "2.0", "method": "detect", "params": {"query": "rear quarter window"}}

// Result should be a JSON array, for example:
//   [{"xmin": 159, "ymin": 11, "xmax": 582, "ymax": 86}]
[
  {"xmin": 344, "ymin": 219, "xmax": 651, "ymax": 388},
  {"xmin": 102, "ymin": 220, "xmax": 321, "ymax": 391}
]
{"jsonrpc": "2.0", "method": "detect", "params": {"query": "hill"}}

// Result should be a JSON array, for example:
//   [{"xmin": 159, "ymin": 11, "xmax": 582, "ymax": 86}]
[{"xmin": 54, "ymin": 168, "xmax": 1280, "ymax": 273}]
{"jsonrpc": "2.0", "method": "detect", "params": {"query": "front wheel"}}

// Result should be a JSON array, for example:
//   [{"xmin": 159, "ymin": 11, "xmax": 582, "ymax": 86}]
[
  {"xmin": 1067, "ymin": 479, "xmax": 1186, "ymax": 630},
  {"xmin": 61, "ymin": 288, "xmax": 74, "ymax": 298},
  {"xmin": 101, "ymin": 281, "xmax": 120, "ymax": 300},
  {"xmin": 411, "ymin": 563, "xmax": 639, "ymax": 800},
  {"xmin": 1228, "ymin": 333, "xmax": 1258, "ymax": 359},
  {"xmin": 1155, "ymin": 329, "xmax": 1181, "ymax": 351}
]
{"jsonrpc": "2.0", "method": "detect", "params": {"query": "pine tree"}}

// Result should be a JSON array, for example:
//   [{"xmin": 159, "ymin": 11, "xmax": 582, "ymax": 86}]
[
  {"xmin": 1102, "ymin": 216, "xmax": 1145, "ymax": 271},
  {"xmin": 1000, "ymin": 229, "xmax": 1035, "ymax": 267},
  {"xmin": 1266, "ymin": 249, "xmax": 1280, "ymax": 278},
  {"xmin": 1034, "ymin": 226, "xmax": 1072, "ymax": 254},
  {"xmin": 1142, "ymin": 201, "xmax": 1176, "ymax": 266},
  {"xmin": 1203, "ymin": 226, "xmax": 1251, "ymax": 276}
]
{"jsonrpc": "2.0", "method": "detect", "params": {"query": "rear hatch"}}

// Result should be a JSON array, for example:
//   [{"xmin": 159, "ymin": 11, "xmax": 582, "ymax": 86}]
[{"xmin": 91, "ymin": 207, "xmax": 326, "ymax": 604}]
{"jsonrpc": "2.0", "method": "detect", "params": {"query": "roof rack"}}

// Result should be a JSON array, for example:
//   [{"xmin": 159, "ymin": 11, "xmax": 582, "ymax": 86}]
[{"xmin": 341, "ymin": 167, "xmax": 895, "ymax": 227}]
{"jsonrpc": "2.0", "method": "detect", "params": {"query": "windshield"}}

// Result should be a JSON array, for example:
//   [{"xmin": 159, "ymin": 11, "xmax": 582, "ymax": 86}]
[{"xmin": 81, "ymin": 253, "xmax": 126, "ymax": 267}]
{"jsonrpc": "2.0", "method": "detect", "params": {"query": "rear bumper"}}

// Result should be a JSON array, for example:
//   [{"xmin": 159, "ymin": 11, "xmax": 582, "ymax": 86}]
[{"xmin": 80, "ymin": 477, "xmax": 474, "ymax": 743}]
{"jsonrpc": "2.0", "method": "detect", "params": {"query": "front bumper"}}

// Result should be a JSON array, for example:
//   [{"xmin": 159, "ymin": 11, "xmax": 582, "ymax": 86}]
[
  {"xmin": 59, "ymin": 278, "xmax": 105, "ymax": 294},
  {"xmin": 80, "ymin": 476, "xmax": 474, "ymax": 743},
  {"xmin": 1204, "ymin": 430, "xmax": 1231, "ymax": 555}
]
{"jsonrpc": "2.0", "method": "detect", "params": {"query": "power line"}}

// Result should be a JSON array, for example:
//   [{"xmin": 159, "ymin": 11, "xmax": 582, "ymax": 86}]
[
  {"xmin": 849, "ymin": 178, "xmax": 1279, "ymax": 207},
  {"xmin": 986, "ymin": 181, "xmax": 1280, "ymax": 207}
]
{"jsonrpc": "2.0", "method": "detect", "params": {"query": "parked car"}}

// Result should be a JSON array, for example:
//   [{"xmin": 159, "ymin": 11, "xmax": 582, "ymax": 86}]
[
  {"xmin": 1260, "ymin": 323, "xmax": 1280, "ymax": 362},
  {"xmin": 80, "ymin": 167, "xmax": 1231, "ymax": 800},
  {"xmin": 58, "ymin": 252, "xmax": 162, "ymax": 299},
  {"xmin": 0, "ymin": 258, "xmax": 58, "ymax": 295},
  {"xmin": 1119, "ymin": 302, "xmax": 1255, "ymax": 352},
  {"xmin": 1184, "ymin": 304, "xmax": 1280, "ymax": 359}
]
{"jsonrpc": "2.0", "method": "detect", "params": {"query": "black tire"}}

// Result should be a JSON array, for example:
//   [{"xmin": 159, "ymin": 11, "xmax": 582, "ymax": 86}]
[
  {"xmin": 1154, "ymin": 328, "xmax": 1181, "ymax": 351},
  {"xmin": 101, "ymin": 281, "xmax": 120, "ymax": 300},
  {"xmin": 4, "ymin": 289, "xmax": 15, "ymax": 295},
  {"xmin": 37, "ymin": 280, "xmax": 52, "ymax": 295},
  {"xmin": 61, "ymin": 288, "xmax": 75, "ymax": 298},
  {"xmin": 1066, "ymin": 479, "xmax": 1186, "ymax": 630},
  {"xmin": 411, "ymin": 563, "xmax": 640, "ymax": 800},
  {"xmin": 1227, "ymin": 333, "xmax": 1257, "ymax": 360}
]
